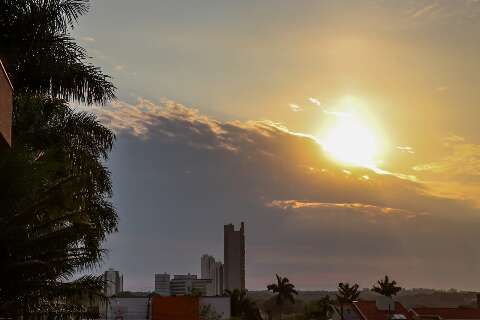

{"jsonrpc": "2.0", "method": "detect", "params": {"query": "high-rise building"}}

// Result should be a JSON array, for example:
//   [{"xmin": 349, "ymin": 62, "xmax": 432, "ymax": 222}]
[
  {"xmin": 201, "ymin": 255, "xmax": 224, "ymax": 295},
  {"xmin": 224, "ymin": 222, "xmax": 245, "ymax": 291},
  {"xmin": 154, "ymin": 273, "xmax": 171, "ymax": 296},
  {"xmin": 201, "ymin": 255, "xmax": 216, "ymax": 295},
  {"xmin": 104, "ymin": 268, "xmax": 123, "ymax": 297},
  {"xmin": 214, "ymin": 261, "xmax": 224, "ymax": 295}
]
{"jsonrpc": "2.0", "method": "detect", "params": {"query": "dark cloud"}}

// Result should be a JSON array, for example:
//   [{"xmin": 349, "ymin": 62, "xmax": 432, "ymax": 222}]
[{"xmin": 93, "ymin": 99, "xmax": 480, "ymax": 291}]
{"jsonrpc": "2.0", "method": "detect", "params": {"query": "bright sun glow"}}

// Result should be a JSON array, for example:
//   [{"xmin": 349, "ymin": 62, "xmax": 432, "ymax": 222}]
[{"xmin": 320, "ymin": 98, "xmax": 382, "ymax": 168}]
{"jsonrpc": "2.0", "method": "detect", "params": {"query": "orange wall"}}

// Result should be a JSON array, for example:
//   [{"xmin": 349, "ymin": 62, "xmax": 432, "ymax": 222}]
[
  {"xmin": 151, "ymin": 296, "xmax": 199, "ymax": 320},
  {"xmin": 0, "ymin": 60, "xmax": 12, "ymax": 147}
]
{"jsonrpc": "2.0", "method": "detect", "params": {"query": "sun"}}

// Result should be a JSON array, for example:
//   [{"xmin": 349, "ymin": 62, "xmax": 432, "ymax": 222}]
[{"xmin": 321, "ymin": 115, "xmax": 381, "ymax": 168}]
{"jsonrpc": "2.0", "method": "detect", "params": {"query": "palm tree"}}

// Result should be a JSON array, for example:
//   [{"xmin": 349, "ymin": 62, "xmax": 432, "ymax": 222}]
[
  {"xmin": 0, "ymin": 0, "xmax": 115, "ymax": 105},
  {"xmin": 336, "ymin": 282, "xmax": 360, "ymax": 320},
  {"xmin": 0, "ymin": 95, "xmax": 116, "ymax": 318},
  {"xmin": 0, "ymin": 1, "xmax": 117, "ymax": 317},
  {"xmin": 372, "ymin": 276, "xmax": 402, "ymax": 298},
  {"xmin": 267, "ymin": 274, "xmax": 298, "ymax": 319}
]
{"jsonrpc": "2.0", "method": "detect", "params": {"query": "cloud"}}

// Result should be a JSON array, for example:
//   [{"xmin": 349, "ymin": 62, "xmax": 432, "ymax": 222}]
[
  {"xmin": 289, "ymin": 104, "xmax": 303, "ymax": 112},
  {"xmin": 95, "ymin": 98, "xmax": 480, "ymax": 290},
  {"xmin": 397, "ymin": 146, "xmax": 415, "ymax": 154},
  {"xmin": 413, "ymin": 135, "xmax": 480, "ymax": 177},
  {"xmin": 411, "ymin": 3, "xmax": 438, "ymax": 18},
  {"xmin": 308, "ymin": 97, "xmax": 321, "ymax": 106},
  {"xmin": 267, "ymin": 200, "xmax": 424, "ymax": 219},
  {"xmin": 409, "ymin": 1, "xmax": 480, "ymax": 20},
  {"xmin": 412, "ymin": 135, "xmax": 480, "ymax": 205}
]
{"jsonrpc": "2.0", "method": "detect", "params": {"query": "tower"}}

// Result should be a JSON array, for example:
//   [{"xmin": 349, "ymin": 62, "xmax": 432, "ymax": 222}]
[{"xmin": 223, "ymin": 222, "xmax": 245, "ymax": 291}]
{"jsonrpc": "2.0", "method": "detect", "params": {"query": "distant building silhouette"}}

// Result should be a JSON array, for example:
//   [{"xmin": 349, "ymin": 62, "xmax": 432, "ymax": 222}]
[
  {"xmin": 104, "ymin": 268, "xmax": 123, "ymax": 297},
  {"xmin": 224, "ymin": 222, "xmax": 245, "ymax": 291},
  {"xmin": 201, "ymin": 254, "xmax": 224, "ymax": 295}
]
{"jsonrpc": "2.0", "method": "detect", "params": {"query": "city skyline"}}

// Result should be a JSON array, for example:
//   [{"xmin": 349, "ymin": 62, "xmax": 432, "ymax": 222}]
[{"xmin": 71, "ymin": 0, "xmax": 480, "ymax": 291}]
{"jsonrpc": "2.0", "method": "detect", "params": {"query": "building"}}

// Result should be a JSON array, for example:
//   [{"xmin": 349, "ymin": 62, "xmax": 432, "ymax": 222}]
[
  {"xmin": 150, "ymin": 295, "xmax": 231, "ymax": 320},
  {"xmin": 214, "ymin": 261, "xmax": 224, "ymax": 295},
  {"xmin": 332, "ymin": 298, "xmax": 411, "ymax": 320},
  {"xmin": 154, "ymin": 273, "xmax": 171, "ymax": 296},
  {"xmin": 411, "ymin": 307, "xmax": 480, "ymax": 320},
  {"xmin": 151, "ymin": 296, "xmax": 199, "ymax": 320},
  {"xmin": 104, "ymin": 268, "xmax": 124, "ymax": 297},
  {"xmin": 105, "ymin": 296, "xmax": 150, "ymax": 320},
  {"xmin": 224, "ymin": 222, "xmax": 245, "ymax": 291},
  {"xmin": 201, "ymin": 254, "xmax": 224, "ymax": 295},
  {"xmin": 170, "ymin": 274, "xmax": 212, "ymax": 296},
  {"xmin": 0, "ymin": 59, "xmax": 13, "ymax": 148}
]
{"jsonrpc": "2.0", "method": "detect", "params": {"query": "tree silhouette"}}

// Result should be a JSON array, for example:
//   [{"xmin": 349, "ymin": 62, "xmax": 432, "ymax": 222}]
[
  {"xmin": 224, "ymin": 289, "xmax": 262, "ymax": 320},
  {"xmin": 372, "ymin": 276, "xmax": 402, "ymax": 298},
  {"xmin": 0, "ymin": 0, "xmax": 117, "ymax": 316},
  {"xmin": 0, "ymin": 95, "xmax": 116, "ymax": 317},
  {"xmin": 336, "ymin": 282, "xmax": 360, "ymax": 320},
  {"xmin": 0, "ymin": 0, "xmax": 115, "ymax": 104},
  {"xmin": 267, "ymin": 274, "xmax": 298, "ymax": 319},
  {"xmin": 305, "ymin": 295, "xmax": 334, "ymax": 320}
]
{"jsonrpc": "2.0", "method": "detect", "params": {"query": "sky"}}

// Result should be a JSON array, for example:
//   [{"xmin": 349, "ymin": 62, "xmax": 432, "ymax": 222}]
[{"xmin": 73, "ymin": 0, "xmax": 480, "ymax": 291}]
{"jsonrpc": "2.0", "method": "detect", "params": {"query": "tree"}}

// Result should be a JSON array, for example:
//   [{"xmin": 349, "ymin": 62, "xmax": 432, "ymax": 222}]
[
  {"xmin": 372, "ymin": 276, "xmax": 402, "ymax": 298},
  {"xmin": 336, "ymin": 283, "xmax": 360, "ymax": 320},
  {"xmin": 267, "ymin": 274, "xmax": 298, "ymax": 319},
  {"xmin": 224, "ymin": 289, "xmax": 262, "ymax": 320},
  {"xmin": 305, "ymin": 295, "xmax": 334, "ymax": 320},
  {"xmin": 0, "ymin": 0, "xmax": 115, "ymax": 105},
  {"xmin": 0, "ymin": 95, "xmax": 116, "ymax": 318},
  {"xmin": 200, "ymin": 305, "xmax": 222, "ymax": 320},
  {"xmin": 0, "ymin": 0, "xmax": 117, "ymax": 317}
]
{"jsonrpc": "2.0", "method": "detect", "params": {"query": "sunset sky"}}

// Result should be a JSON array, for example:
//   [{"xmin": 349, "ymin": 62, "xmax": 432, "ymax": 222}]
[{"xmin": 73, "ymin": 0, "xmax": 480, "ymax": 291}]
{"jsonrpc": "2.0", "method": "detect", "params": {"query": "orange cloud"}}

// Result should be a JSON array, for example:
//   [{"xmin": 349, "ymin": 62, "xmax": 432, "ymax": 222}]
[{"xmin": 267, "ymin": 200, "xmax": 424, "ymax": 219}]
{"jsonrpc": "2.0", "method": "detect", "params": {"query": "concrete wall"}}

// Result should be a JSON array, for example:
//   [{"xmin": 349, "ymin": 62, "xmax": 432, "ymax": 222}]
[
  {"xmin": 0, "ymin": 60, "xmax": 12, "ymax": 147},
  {"xmin": 200, "ymin": 297, "xmax": 231, "ymax": 320}
]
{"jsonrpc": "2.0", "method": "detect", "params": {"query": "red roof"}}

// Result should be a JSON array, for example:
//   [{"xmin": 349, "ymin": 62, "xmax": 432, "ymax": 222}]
[
  {"xmin": 353, "ymin": 301, "xmax": 412, "ymax": 320},
  {"xmin": 412, "ymin": 307, "xmax": 480, "ymax": 320}
]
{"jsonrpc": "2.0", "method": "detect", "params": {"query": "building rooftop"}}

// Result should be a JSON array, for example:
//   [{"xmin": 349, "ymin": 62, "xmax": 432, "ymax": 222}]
[
  {"xmin": 412, "ymin": 307, "xmax": 480, "ymax": 320},
  {"xmin": 348, "ymin": 300, "xmax": 412, "ymax": 320}
]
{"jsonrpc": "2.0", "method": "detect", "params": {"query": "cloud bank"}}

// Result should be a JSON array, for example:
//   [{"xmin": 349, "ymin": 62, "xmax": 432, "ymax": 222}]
[{"xmin": 92, "ymin": 99, "xmax": 480, "ymax": 291}]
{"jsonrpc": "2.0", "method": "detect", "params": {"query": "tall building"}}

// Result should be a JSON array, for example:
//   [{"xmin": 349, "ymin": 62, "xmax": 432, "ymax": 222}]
[
  {"xmin": 201, "ymin": 255, "xmax": 224, "ymax": 295},
  {"xmin": 214, "ymin": 261, "xmax": 224, "ymax": 295},
  {"xmin": 104, "ymin": 268, "xmax": 123, "ymax": 297},
  {"xmin": 224, "ymin": 222, "xmax": 245, "ymax": 291},
  {"xmin": 201, "ymin": 255, "xmax": 216, "ymax": 295},
  {"xmin": 154, "ymin": 273, "xmax": 171, "ymax": 296}
]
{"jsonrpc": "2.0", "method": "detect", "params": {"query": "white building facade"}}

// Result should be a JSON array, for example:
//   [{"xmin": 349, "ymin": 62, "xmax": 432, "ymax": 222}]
[{"xmin": 201, "ymin": 254, "xmax": 224, "ymax": 295}]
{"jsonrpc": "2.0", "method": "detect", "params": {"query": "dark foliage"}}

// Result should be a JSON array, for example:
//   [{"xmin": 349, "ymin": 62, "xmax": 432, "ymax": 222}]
[
  {"xmin": 0, "ymin": 95, "xmax": 116, "ymax": 317},
  {"xmin": 0, "ymin": 0, "xmax": 115, "ymax": 105},
  {"xmin": 372, "ymin": 275, "xmax": 402, "ymax": 298}
]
